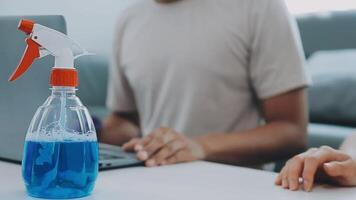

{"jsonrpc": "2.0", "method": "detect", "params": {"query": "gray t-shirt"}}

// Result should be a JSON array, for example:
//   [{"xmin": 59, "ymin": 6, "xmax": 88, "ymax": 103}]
[{"xmin": 107, "ymin": 0, "xmax": 309, "ymax": 136}]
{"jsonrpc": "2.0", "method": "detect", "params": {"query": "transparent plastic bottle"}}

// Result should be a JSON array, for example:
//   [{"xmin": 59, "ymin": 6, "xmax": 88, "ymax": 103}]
[{"xmin": 22, "ymin": 86, "xmax": 99, "ymax": 199}]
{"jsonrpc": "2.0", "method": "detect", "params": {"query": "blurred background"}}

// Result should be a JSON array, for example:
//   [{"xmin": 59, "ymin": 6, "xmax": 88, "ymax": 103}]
[
  {"xmin": 0, "ymin": 0, "xmax": 355, "ymax": 58},
  {"xmin": 1, "ymin": 0, "xmax": 356, "ymax": 169}
]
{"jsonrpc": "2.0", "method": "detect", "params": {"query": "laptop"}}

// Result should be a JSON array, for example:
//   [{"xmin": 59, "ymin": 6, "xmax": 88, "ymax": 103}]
[{"xmin": 98, "ymin": 143, "xmax": 143, "ymax": 170}]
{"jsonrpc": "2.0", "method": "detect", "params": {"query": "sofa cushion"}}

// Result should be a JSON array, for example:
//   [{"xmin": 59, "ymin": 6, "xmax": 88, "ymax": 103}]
[{"xmin": 307, "ymin": 49, "xmax": 356, "ymax": 127}]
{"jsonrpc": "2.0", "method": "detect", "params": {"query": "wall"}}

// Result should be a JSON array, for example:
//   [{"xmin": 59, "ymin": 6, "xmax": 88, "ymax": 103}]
[
  {"xmin": 0, "ymin": 0, "xmax": 135, "ymax": 58},
  {"xmin": 286, "ymin": 0, "xmax": 356, "ymax": 14}
]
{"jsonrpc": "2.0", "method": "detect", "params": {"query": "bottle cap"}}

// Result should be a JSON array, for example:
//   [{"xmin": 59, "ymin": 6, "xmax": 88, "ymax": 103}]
[{"xmin": 50, "ymin": 68, "xmax": 78, "ymax": 87}]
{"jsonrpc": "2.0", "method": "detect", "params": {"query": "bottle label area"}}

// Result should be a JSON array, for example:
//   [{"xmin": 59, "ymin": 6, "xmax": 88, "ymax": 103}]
[{"xmin": 22, "ymin": 140, "xmax": 99, "ymax": 199}]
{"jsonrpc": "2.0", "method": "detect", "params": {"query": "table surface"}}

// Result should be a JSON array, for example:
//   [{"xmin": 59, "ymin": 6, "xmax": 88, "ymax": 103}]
[{"xmin": 1, "ymin": 161, "xmax": 355, "ymax": 200}]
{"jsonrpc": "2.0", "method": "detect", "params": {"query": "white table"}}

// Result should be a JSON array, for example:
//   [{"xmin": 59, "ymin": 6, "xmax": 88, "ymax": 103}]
[{"xmin": 1, "ymin": 161, "xmax": 355, "ymax": 200}]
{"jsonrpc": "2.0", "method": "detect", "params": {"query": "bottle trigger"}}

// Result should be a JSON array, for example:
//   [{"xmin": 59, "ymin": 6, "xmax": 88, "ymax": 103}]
[{"xmin": 9, "ymin": 38, "xmax": 40, "ymax": 81}]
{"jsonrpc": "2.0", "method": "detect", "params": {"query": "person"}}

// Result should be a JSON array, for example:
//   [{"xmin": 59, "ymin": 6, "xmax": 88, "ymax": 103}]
[
  {"xmin": 100, "ymin": 0, "xmax": 310, "ymax": 168},
  {"xmin": 275, "ymin": 134, "xmax": 356, "ymax": 192}
]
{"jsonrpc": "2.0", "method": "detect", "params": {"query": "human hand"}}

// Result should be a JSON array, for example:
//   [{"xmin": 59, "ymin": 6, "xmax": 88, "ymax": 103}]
[
  {"xmin": 275, "ymin": 146, "xmax": 356, "ymax": 192},
  {"xmin": 122, "ymin": 127, "xmax": 205, "ymax": 167}
]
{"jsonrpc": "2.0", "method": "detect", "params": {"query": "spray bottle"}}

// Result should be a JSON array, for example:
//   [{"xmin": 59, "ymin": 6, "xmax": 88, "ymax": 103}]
[{"xmin": 9, "ymin": 19, "xmax": 98, "ymax": 199}]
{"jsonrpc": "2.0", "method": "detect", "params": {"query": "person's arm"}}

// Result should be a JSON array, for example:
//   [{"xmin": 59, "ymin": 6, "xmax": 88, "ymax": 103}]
[
  {"xmin": 275, "ymin": 135, "xmax": 356, "ymax": 192},
  {"xmin": 122, "ymin": 88, "xmax": 307, "ymax": 167},
  {"xmin": 100, "ymin": 112, "xmax": 140, "ymax": 146},
  {"xmin": 196, "ymin": 88, "xmax": 307, "ymax": 166}
]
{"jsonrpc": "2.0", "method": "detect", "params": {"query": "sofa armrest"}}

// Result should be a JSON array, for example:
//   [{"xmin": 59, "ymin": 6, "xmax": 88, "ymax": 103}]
[{"xmin": 308, "ymin": 123, "xmax": 354, "ymax": 149}]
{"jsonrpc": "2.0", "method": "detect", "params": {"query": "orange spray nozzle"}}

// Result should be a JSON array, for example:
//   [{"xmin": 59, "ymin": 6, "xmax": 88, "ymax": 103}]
[
  {"xmin": 9, "ymin": 19, "xmax": 40, "ymax": 82},
  {"xmin": 9, "ymin": 19, "xmax": 89, "ymax": 84},
  {"xmin": 18, "ymin": 19, "xmax": 34, "ymax": 34}
]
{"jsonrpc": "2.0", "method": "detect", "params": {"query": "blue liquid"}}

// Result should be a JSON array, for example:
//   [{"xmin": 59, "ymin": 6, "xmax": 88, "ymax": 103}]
[{"xmin": 22, "ymin": 140, "xmax": 99, "ymax": 199}]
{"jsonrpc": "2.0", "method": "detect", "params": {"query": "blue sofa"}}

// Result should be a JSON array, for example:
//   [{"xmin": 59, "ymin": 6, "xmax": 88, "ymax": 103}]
[{"xmin": 297, "ymin": 11, "xmax": 356, "ymax": 148}]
